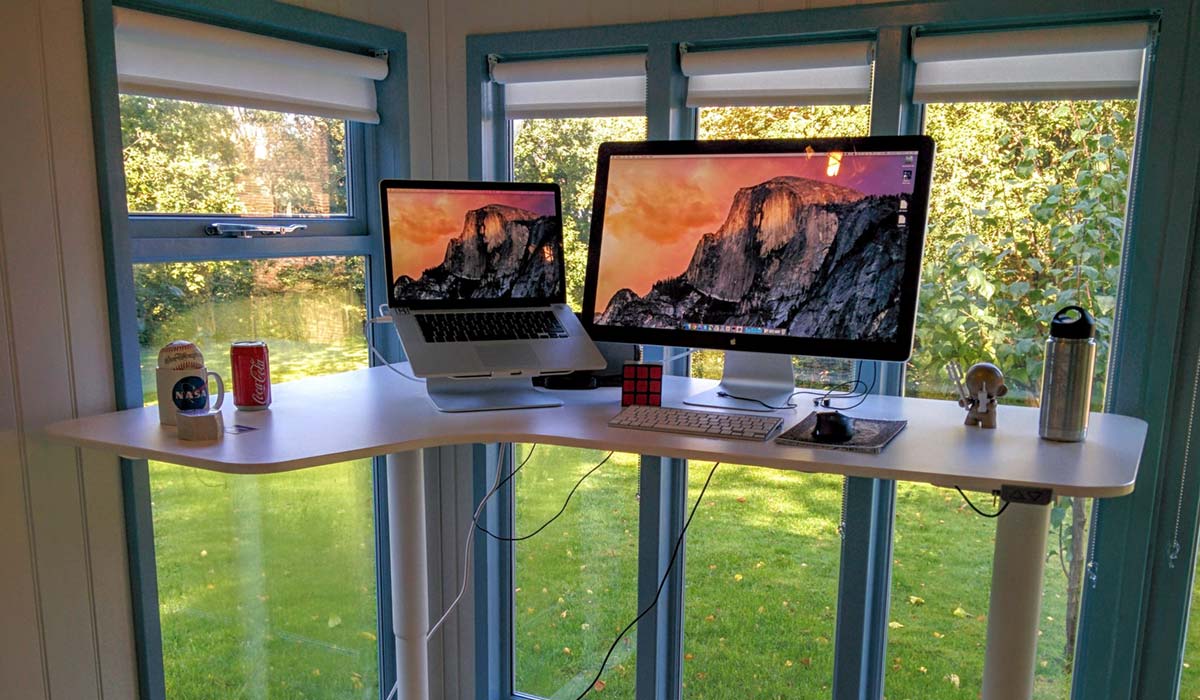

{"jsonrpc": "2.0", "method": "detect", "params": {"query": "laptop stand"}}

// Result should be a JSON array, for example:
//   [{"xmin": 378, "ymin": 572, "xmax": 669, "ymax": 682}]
[{"xmin": 424, "ymin": 376, "xmax": 563, "ymax": 412}]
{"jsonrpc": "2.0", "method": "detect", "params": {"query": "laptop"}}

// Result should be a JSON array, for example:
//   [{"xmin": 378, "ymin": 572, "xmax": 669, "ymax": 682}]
[{"xmin": 380, "ymin": 179, "xmax": 605, "ymax": 380}]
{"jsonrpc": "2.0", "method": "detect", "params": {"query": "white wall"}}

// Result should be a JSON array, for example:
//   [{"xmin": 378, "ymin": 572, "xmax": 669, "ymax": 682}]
[
  {"xmin": 0, "ymin": 1, "xmax": 866, "ymax": 698},
  {"xmin": 0, "ymin": 1, "xmax": 138, "ymax": 698}
]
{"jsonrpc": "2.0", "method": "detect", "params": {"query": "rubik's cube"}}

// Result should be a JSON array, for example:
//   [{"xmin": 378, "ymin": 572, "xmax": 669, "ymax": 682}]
[{"xmin": 622, "ymin": 362, "xmax": 663, "ymax": 406}]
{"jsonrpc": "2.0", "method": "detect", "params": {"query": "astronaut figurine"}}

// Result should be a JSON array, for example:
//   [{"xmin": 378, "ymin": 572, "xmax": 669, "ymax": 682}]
[{"xmin": 949, "ymin": 361, "xmax": 1008, "ymax": 429}]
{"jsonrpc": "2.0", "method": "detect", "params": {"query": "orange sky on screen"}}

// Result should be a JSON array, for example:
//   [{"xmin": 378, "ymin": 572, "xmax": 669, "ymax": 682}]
[
  {"xmin": 595, "ymin": 154, "xmax": 867, "ymax": 305},
  {"xmin": 387, "ymin": 188, "xmax": 557, "ymax": 281}
]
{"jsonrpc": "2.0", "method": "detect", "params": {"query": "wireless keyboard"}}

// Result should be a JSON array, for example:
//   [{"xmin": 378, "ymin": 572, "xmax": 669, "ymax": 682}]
[{"xmin": 609, "ymin": 405, "xmax": 784, "ymax": 442}]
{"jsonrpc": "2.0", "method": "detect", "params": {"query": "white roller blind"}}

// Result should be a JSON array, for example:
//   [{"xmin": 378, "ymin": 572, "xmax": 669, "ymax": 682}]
[
  {"xmin": 912, "ymin": 22, "xmax": 1150, "ymax": 103},
  {"xmin": 113, "ymin": 8, "xmax": 388, "ymax": 123},
  {"xmin": 680, "ymin": 41, "xmax": 874, "ymax": 107},
  {"xmin": 491, "ymin": 54, "xmax": 646, "ymax": 119}
]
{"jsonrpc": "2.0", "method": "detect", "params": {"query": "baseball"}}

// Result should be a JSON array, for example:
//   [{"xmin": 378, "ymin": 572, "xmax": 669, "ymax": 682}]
[{"xmin": 158, "ymin": 340, "xmax": 205, "ymax": 370}]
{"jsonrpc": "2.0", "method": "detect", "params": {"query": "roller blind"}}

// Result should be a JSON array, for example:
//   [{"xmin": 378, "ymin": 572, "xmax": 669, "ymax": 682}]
[
  {"xmin": 491, "ymin": 54, "xmax": 646, "ymax": 119},
  {"xmin": 912, "ymin": 22, "xmax": 1151, "ymax": 103},
  {"xmin": 680, "ymin": 41, "xmax": 874, "ymax": 107},
  {"xmin": 113, "ymin": 8, "xmax": 389, "ymax": 123}
]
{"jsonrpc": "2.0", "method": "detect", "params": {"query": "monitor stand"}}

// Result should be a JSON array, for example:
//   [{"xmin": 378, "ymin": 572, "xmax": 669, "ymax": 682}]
[
  {"xmin": 683, "ymin": 351, "xmax": 796, "ymax": 413},
  {"xmin": 425, "ymin": 376, "xmax": 563, "ymax": 413}
]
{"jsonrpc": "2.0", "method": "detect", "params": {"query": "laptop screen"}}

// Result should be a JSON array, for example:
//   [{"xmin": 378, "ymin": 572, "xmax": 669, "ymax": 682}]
[{"xmin": 381, "ymin": 181, "xmax": 565, "ymax": 308}]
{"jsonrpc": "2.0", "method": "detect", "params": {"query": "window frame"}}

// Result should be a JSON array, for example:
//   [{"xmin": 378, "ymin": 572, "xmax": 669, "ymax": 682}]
[
  {"xmin": 83, "ymin": 2, "xmax": 410, "ymax": 700},
  {"xmin": 467, "ymin": 1, "xmax": 1200, "ymax": 699}
]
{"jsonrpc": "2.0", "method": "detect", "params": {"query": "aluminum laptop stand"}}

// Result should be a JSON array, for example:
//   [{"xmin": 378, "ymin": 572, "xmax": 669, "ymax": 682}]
[{"xmin": 424, "ymin": 375, "xmax": 563, "ymax": 412}]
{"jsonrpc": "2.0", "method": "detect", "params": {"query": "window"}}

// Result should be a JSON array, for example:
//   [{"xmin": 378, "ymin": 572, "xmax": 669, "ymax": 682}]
[
  {"xmin": 499, "ymin": 53, "xmax": 649, "ymax": 699},
  {"xmin": 888, "ymin": 23, "xmax": 1145, "ymax": 700},
  {"xmin": 685, "ymin": 93, "xmax": 870, "ymax": 695},
  {"xmin": 90, "ymin": 4, "xmax": 406, "ymax": 699},
  {"xmin": 135, "ymin": 258, "xmax": 377, "ymax": 699}
]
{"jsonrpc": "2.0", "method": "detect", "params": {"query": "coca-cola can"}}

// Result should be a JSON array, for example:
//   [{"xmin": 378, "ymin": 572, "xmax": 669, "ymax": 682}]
[{"xmin": 231, "ymin": 341, "xmax": 271, "ymax": 410}]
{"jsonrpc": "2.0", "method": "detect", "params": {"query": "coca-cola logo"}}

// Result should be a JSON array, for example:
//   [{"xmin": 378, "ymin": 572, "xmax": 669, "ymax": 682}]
[{"xmin": 249, "ymin": 359, "xmax": 268, "ymax": 403}]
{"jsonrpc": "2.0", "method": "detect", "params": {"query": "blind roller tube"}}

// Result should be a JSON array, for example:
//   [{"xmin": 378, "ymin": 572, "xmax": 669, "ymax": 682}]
[
  {"xmin": 912, "ymin": 22, "xmax": 1150, "ymax": 103},
  {"xmin": 491, "ymin": 54, "xmax": 646, "ymax": 84},
  {"xmin": 114, "ymin": 7, "xmax": 387, "ymax": 123},
  {"xmin": 680, "ymin": 41, "xmax": 873, "ymax": 76},
  {"xmin": 913, "ymin": 22, "xmax": 1150, "ymax": 62}
]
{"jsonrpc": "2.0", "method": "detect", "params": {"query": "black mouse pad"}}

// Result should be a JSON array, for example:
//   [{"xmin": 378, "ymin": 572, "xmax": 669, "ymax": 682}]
[{"xmin": 776, "ymin": 412, "xmax": 907, "ymax": 454}]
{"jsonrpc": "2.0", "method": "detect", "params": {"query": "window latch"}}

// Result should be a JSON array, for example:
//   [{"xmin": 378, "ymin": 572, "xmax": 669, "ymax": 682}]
[{"xmin": 205, "ymin": 223, "xmax": 307, "ymax": 238}]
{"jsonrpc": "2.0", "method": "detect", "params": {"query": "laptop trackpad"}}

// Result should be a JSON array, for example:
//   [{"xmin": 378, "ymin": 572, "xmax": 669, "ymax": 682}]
[{"xmin": 475, "ymin": 344, "xmax": 536, "ymax": 370}]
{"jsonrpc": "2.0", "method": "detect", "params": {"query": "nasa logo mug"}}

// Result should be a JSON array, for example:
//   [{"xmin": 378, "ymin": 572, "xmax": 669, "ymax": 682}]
[{"xmin": 156, "ymin": 367, "xmax": 225, "ymax": 426}]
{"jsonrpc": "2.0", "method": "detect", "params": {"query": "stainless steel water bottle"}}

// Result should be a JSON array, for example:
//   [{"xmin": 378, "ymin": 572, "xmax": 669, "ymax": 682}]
[{"xmin": 1039, "ymin": 305, "xmax": 1097, "ymax": 441}]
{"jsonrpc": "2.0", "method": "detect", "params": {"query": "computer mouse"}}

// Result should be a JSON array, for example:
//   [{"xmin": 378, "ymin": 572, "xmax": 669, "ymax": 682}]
[{"xmin": 813, "ymin": 411, "xmax": 855, "ymax": 443}]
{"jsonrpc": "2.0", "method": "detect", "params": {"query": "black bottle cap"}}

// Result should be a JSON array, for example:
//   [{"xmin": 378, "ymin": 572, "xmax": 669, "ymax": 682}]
[{"xmin": 1050, "ymin": 305, "xmax": 1095, "ymax": 340}]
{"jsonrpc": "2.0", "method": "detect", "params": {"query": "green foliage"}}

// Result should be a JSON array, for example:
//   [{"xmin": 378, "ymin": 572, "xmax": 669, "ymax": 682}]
[{"xmin": 910, "ymin": 101, "xmax": 1135, "ymax": 405}]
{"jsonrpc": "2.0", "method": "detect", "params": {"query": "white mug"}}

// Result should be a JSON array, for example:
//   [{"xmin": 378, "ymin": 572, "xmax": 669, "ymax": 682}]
[{"xmin": 156, "ymin": 366, "xmax": 225, "ymax": 426}]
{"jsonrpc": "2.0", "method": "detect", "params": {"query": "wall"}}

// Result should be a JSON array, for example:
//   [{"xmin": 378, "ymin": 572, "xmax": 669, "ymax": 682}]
[{"xmin": 0, "ymin": 1, "xmax": 138, "ymax": 699}]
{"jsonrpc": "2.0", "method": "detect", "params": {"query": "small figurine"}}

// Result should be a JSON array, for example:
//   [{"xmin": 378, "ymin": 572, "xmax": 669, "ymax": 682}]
[{"xmin": 949, "ymin": 361, "xmax": 1008, "ymax": 429}]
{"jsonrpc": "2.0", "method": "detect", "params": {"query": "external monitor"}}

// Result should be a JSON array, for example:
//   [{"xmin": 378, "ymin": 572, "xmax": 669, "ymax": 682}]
[{"xmin": 581, "ymin": 136, "xmax": 935, "ymax": 410}]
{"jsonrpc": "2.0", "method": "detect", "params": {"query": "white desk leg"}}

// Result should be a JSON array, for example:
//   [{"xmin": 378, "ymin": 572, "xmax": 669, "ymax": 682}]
[
  {"xmin": 981, "ymin": 501, "xmax": 1051, "ymax": 700},
  {"xmin": 387, "ymin": 451, "xmax": 429, "ymax": 700}
]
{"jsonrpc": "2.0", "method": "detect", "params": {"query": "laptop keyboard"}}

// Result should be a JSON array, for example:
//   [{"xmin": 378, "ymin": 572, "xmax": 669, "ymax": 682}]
[{"xmin": 416, "ymin": 310, "xmax": 567, "ymax": 343}]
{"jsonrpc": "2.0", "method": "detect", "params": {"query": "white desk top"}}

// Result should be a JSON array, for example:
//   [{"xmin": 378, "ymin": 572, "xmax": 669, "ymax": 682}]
[{"xmin": 45, "ymin": 366, "xmax": 1145, "ymax": 497}]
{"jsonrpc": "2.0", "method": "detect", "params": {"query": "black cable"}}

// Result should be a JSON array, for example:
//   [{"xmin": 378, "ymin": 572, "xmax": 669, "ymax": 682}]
[
  {"xmin": 476, "ymin": 451, "xmax": 616, "ymax": 542},
  {"xmin": 955, "ymin": 486, "xmax": 1010, "ymax": 518},
  {"xmin": 822, "ymin": 361, "xmax": 878, "ymax": 412},
  {"xmin": 495, "ymin": 443, "xmax": 538, "ymax": 492},
  {"xmin": 574, "ymin": 462, "xmax": 721, "ymax": 700}
]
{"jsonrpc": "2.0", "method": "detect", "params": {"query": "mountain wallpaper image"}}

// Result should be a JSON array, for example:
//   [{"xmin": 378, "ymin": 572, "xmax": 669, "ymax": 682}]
[
  {"xmin": 594, "ymin": 154, "xmax": 914, "ymax": 343},
  {"xmin": 388, "ymin": 189, "xmax": 560, "ymax": 301}
]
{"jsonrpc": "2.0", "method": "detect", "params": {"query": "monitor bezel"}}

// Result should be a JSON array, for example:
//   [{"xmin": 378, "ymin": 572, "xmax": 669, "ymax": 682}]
[
  {"xmin": 380, "ymin": 179, "xmax": 567, "ymax": 310},
  {"xmin": 580, "ymin": 136, "xmax": 935, "ymax": 362}
]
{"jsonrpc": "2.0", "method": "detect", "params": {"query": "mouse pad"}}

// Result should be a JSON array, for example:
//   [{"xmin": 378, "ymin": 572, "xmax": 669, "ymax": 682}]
[{"xmin": 776, "ymin": 412, "xmax": 907, "ymax": 454}]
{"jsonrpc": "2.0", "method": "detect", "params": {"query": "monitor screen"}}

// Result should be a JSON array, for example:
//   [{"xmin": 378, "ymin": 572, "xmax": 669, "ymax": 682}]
[
  {"xmin": 581, "ymin": 137, "xmax": 934, "ymax": 361},
  {"xmin": 380, "ymin": 180, "xmax": 565, "ymax": 308}
]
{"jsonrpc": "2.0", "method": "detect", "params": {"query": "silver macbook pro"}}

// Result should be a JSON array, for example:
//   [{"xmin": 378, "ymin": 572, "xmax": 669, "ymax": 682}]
[{"xmin": 381, "ymin": 179, "xmax": 605, "ymax": 382}]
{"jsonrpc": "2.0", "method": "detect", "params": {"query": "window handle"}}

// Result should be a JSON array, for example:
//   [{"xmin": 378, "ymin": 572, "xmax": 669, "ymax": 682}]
[{"xmin": 205, "ymin": 223, "xmax": 307, "ymax": 238}]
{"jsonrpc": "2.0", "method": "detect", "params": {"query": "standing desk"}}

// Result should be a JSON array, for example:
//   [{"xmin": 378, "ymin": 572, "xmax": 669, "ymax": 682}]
[{"xmin": 45, "ymin": 365, "xmax": 1146, "ymax": 700}]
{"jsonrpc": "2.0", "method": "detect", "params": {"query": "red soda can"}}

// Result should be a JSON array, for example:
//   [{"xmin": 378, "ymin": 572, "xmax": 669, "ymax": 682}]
[{"xmin": 231, "ymin": 341, "xmax": 271, "ymax": 410}]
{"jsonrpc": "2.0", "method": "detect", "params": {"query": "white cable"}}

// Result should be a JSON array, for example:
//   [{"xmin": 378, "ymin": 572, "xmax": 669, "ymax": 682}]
[
  {"xmin": 425, "ymin": 445, "xmax": 508, "ymax": 641},
  {"xmin": 384, "ymin": 681, "xmax": 398, "ymax": 700},
  {"xmin": 368, "ymin": 342, "xmax": 424, "ymax": 383}
]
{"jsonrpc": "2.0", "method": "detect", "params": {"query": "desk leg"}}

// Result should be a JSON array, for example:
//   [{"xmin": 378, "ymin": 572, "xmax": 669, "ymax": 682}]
[
  {"xmin": 981, "ymin": 501, "xmax": 1051, "ymax": 700},
  {"xmin": 387, "ymin": 451, "xmax": 429, "ymax": 700}
]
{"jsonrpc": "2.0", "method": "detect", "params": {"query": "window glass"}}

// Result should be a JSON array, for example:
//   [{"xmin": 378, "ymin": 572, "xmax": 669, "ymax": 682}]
[
  {"xmin": 120, "ymin": 95, "xmax": 348, "ymax": 217},
  {"xmin": 136, "ymin": 257, "xmax": 376, "ymax": 700},
  {"xmin": 889, "ymin": 99, "xmax": 1136, "ymax": 700},
  {"xmin": 1182, "ymin": 556, "xmax": 1200, "ymax": 698},
  {"xmin": 510, "ymin": 115, "xmax": 645, "ymax": 699},
  {"xmin": 511, "ymin": 446, "xmax": 641, "ymax": 699},
  {"xmin": 678, "ymin": 104, "xmax": 868, "ymax": 698}
]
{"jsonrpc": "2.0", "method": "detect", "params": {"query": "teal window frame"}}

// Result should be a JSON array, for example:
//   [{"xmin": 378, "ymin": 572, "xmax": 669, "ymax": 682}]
[
  {"xmin": 82, "ymin": 2, "xmax": 410, "ymax": 699},
  {"xmin": 466, "ymin": 1, "xmax": 1200, "ymax": 698}
]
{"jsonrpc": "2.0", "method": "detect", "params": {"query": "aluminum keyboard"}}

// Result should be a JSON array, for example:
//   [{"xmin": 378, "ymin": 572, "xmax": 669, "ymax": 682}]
[{"xmin": 609, "ymin": 405, "xmax": 784, "ymax": 442}]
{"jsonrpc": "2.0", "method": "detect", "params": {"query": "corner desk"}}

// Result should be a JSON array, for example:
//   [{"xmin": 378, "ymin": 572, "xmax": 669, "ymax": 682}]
[{"xmin": 45, "ymin": 366, "xmax": 1146, "ymax": 700}]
